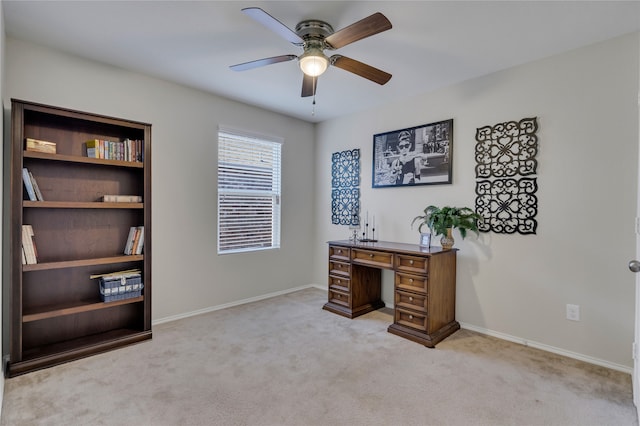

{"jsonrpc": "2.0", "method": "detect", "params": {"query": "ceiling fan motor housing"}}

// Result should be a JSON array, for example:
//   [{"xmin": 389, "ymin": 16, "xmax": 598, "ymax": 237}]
[{"xmin": 295, "ymin": 20, "xmax": 334, "ymax": 48}]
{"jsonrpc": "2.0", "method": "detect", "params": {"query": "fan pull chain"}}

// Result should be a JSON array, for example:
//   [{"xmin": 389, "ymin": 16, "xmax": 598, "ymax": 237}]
[{"xmin": 311, "ymin": 76, "xmax": 317, "ymax": 116}]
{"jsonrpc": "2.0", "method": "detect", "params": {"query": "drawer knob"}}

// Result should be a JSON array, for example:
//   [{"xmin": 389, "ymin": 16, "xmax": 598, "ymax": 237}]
[
  {"xmin": 337, "ymin": 294, "xmax": 341, "ymax": 298},
  {"xmin": 409, "ymin": 296, "xmax": 413, "ymax": 301},
  {"xmin": 337, "ymin": 264, "xmax": 341, "ymax": 268},
  {"xmin": 369, "ymin": 254, "xmax": 374, "ymax": 258},
  {"xmin": 337, "ymin": 280, "xmax": 341, "ymax": 284},
  {"xmin": 409, "ymin": 315, "xmax": 414, "ymax": 320},
  {"xmin": 338, "ymin": 249, "xmax": 342, "ymax": 254},
  {"xmin": 409, "ymin": 278, "xmax": 414, "ymax": 283},
  {"xmin": 409, "ymin": 260, "xmax": 414, "ymax": 265}
]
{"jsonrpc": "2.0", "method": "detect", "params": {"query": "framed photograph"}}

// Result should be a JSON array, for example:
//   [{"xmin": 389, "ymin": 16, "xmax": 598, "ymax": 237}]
[
  {"xmin": 372, "ymin": 119, "xmax": 453, "ymax": 188},
  {"xmin": 419, "ymin": 232, "xmax": 431, "ymax": 248}
]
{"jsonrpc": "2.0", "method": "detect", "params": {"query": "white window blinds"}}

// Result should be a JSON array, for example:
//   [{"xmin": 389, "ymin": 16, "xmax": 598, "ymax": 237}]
[{"xmin": 218, "ymin": 128, "xmax": 282, "ymax": 254}]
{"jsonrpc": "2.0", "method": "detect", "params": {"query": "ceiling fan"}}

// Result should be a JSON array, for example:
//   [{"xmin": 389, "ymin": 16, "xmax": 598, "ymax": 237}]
[{"xmin": 230, "ymin": 7, "xmax": 392, "ymax": 98}]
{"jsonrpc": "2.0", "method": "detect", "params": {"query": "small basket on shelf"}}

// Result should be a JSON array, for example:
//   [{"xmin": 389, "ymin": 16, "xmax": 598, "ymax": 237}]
[{"xmin": 99, "ymin": 273, "xmax": 143, "ymax": 302}]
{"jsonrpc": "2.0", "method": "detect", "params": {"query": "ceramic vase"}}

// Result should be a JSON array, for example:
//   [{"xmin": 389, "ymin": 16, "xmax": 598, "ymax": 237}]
[{"xmin": 440, "ymin": 228, "xmax": 454, "ymax": 250}]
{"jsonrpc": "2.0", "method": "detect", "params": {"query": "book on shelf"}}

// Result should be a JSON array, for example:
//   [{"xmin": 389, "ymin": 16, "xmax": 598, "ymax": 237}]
[
  {"xmin": 133, "ymin": 226, "xmax": 144, "ymax": 255},
  {"xmin": 123, "ymin": 225, "xmax": 144, "ymax": 255},
  {"xmin": 28, "ymin": 170, "xmax": 45, "ymax": 201},
  {"xmin": 21, "ymin": 224, "xmax": 37, "ymax": 265},
  {"xmin": 25, "ymin": 138, "xmax": 56, "ymax": 154},
  {"xmin": 100, "ymin": 195, "xmax": 142, "ymax": 203},
  {"xmin": 131, "ymin": 226, "xmax": 141, "ymax": 255},
  {"xmin": 22, "ymin": 168, "xmax": 37, "ymax": 201},
  {"xmin": 124, "ymin": 226, "xmax": 137, "ymax": 255},
  {"xmin": 85, "ymin": 139, "xmax": 99, "ymax": 158},
  {"xmin": 90, "ymin": 268, "xmax": 141, "ymax": 280}
]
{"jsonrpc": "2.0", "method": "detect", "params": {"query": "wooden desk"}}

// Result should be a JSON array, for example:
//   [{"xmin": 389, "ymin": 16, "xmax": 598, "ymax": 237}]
[{"xmin": 324, "ymin": 240, "xmax": 459, "ymax": 347}]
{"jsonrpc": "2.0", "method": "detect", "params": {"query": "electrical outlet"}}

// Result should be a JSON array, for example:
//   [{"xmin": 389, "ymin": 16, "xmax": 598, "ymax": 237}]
[{"xmin": 566, "ymin": 304, "xmax": 580, "ymax": 321}]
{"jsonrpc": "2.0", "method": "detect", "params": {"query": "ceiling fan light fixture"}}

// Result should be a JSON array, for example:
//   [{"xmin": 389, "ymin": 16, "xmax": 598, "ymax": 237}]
[{"xmin": 299, "ymin": 48, "xmax": 328, "ymax": 77}]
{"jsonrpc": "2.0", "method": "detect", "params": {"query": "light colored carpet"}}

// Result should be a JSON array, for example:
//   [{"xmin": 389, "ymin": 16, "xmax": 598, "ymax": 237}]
[{"xmin": 1, "ymin": 287, "xmax": 636, "ymax": 426}]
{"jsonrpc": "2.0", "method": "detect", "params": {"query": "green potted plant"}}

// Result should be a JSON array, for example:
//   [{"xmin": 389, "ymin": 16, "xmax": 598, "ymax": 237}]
[{"xmin": 411, "ymin": 205, "xmax": 481, "ymax": 249}]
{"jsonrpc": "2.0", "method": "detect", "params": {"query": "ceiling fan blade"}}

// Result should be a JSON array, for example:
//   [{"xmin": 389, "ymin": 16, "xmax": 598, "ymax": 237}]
[
  {"xmin": 325, "ymin": 12, "xmax": 392, "ymax": 49},
  {"xmin": 301, "ymin": 74, "xmax": 317, "ymax": 97},
  {"xmin": 230, "ymin": 55, "xmax": 297, "ymax": 71},
  {"xmin": 242, "ymin": 7, "xmax": 304, "ymax": 45},
  {"xmin": 330, "ymin": 55, "xmax": 392, "ymax": 85}
]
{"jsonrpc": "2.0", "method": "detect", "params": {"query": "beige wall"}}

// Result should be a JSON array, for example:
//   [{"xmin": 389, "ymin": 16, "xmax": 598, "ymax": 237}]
[
  {"xmin": 4, "ymin": 38, "xmax": 317, "ymax": 321},
  {"xmin": 314, "ymin": 32, "xmax": 640, "ymax": 370},
  {"xmin": 4, "ymin": 31, "xmax": 640, "ymax": 371}
]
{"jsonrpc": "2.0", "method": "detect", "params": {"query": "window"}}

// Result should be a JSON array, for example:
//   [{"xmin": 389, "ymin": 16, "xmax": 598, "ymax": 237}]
[{"xmin": 217, "ymin": 127, "xmax": 282, "ymax": 254}]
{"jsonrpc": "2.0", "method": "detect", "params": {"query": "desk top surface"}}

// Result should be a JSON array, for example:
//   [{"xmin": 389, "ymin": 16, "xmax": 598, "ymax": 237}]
[{"xmin": 327, "ymin": 240, "xmax": 455, "ymax": 256}]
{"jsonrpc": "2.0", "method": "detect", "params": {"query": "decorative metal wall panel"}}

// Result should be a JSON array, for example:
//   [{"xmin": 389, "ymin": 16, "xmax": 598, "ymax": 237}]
[
  {"xmin": 331, "ymin": 188, "xmax": 360, "ymax": 225},
  {"xmin": 475, "ymin": 117, "xmax": 538, "ymax": 234},
  {"xmin": 475, "ymin": 178, "xmax": 537, "ymax": 234},
  {"xmin": 332, "ymin": 149, "xmax": 360, "ymax": 188},
  {"xmin": 475, "ymin": 117, "xmax": 538, "ymax": 178},
  {"xmin": 331, "ymin": 149, "xmax": 360, "ymax": 225}
]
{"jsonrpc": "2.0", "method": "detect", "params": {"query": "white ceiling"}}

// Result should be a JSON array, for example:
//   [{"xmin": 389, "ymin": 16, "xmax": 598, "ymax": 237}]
[{"xmin": 3, "ymin": 1, "xmax": 640, "ymax": 123}]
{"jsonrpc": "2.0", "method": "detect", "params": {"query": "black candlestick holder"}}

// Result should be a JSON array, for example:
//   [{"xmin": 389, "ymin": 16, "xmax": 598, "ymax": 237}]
[{"xmin": 359, "ymin": 222, "xmax": 377, "ymax": 242}]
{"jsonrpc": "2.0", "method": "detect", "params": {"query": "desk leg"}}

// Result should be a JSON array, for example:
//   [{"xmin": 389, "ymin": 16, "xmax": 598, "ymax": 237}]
[
  {"xmin": 323, "ymin": 264, "xmax": 385, "ymax": 319},
  {"xmin": 387, "ymin": 321, "xmax": 460, "ymax": 347}
]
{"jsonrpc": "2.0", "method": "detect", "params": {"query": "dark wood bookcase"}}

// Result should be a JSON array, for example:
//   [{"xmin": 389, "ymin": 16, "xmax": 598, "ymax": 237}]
[{"xmin": 7, "ymin": 99, "xmax": 152, "ymax": 376}]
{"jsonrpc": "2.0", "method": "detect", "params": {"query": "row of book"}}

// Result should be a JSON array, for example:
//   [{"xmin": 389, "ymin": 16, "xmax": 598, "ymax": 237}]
[
  {"xmin": 22, "ymin": 167, "xmax": 44, "ymax": 201},
  {"xmin": 124, "ymin": 226, "xmax": 144, "ymax": 255},
  {"xmin": 85, "ymin": 138, "xmax": 143, "ymax": 162},
  {"xmin": 23, "ymin": 167, "xmax": 143, "ymax": 204},
  {"xmin": 21, "ymin": 225, "xmax": 38, "ymax": 265},
  {"xmin": 21, "ymin": 224, "xmax": 144, "ymax": 265},
  {"xmin": 23, "ymin": 136, "xmax": 143, "ymax": 163}
]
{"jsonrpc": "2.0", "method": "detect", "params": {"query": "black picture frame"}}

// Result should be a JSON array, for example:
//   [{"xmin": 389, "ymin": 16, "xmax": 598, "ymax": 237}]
[{"xmin": 372, "ymin": 119, "xmax": 453, "ymax": 188}]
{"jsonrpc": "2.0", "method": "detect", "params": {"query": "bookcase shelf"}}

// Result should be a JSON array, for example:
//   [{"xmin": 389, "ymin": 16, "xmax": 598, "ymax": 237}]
[
  {"xmin": 11, "ymin": 329, "xmax": 152, "ymax": 377},
  {"xmin": 23, "ymin": 201, "xmax": 143, "ymax": 209},
  {"xmin": 24, "ymin": 150, "xmax": 144, "ymax": 168},
  {"xmin": 23, "ymin": 297, "xmax": 145, "ymax": 323},
  {"xmin": 8, "ymin": 99, "xmax": 152, "ymax": 377},
  {"xmin": 22, "ymin": 255, "xmax": 144, "ymax": 272}
]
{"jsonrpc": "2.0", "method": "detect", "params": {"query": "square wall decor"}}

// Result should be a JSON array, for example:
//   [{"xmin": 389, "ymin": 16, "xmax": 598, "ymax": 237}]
[
  {"xmin": 475, "ymin": 117, "xmax": 538, "ymax": 234},
  {"xmin": 331, "ymin": 149, "xmax": 360, "ymax": 225}
]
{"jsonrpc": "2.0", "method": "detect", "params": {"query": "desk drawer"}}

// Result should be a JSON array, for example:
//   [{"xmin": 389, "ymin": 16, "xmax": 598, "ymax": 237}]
[
  {"xmin": 396, "ymin": 254, "xmax": 428, "ymax": 275},
  {"xmin": 328, "ymin": 288, "xmax": 350, "ymax": 308},
  {"xmin": 395, "ymin": 290, "xmax": 427, "ymax": 313},
  {"xmin": 329, "ymin": 245, "xmax": 350, "ymax": 262},
  {"xmin": 395, "ymin": 307, "xmax": 428, "ymax": 331},
  {"xmin": 329, "ymin": 260, "xmax": 350, "ymax": 277},
  {"xmin": 395, "ymin": 272, "xmax": 428, "ymax": 294},
  {"xmin": 352, "ymin": 249, "xmax": 393, "ymax": 269},
  {"xmin": 329, "ymin": 275, "xmax": 350, "ymax": 291}
]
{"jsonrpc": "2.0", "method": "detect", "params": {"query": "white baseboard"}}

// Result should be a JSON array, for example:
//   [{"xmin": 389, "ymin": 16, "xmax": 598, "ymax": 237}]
[
  {"xmin": 459, "ymin": 322, "xmax": 632, "ymax": 374},
  {"xmin": 153, "ymin": 284, "xmax": 319, "ymax": 325},
  {"xmin": 153, "ymin": 285, "xmax": 631, "ymax": 374}
]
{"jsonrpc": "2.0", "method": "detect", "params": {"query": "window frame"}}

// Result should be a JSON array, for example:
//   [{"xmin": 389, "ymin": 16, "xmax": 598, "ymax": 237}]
[{"xmin": 217, "ymin": 126, "xmax": 282, "ymax": 255}]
